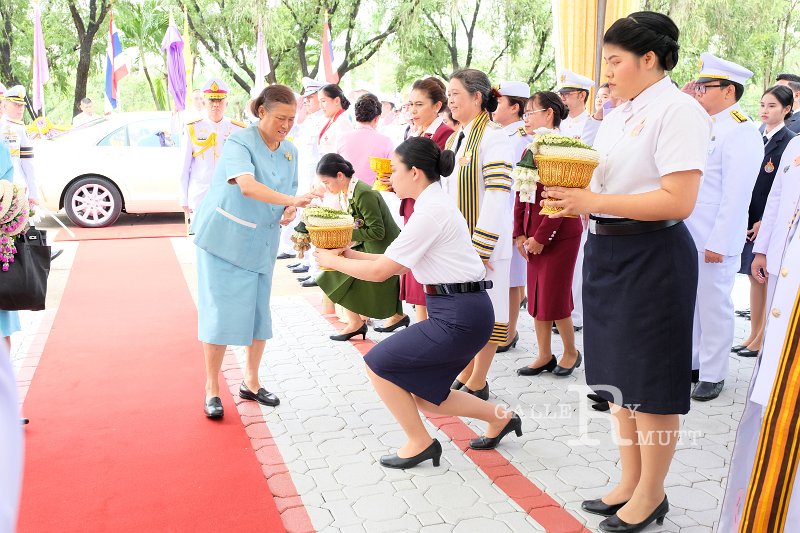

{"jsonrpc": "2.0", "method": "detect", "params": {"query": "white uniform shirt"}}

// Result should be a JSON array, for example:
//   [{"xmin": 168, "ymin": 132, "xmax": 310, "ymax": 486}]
[
  {"xmin": 0, "ymin": 117, "xmax": 38, "ymax": 201},
  {"xmin": 685, "ymin": 103, "xmax": 763, "ymax": 256},
  {"xmin": 560, "ymin": 110, "xmax": 589, "ymax": 139},
  {"xmin": 502, "ymin": 120, "xmax": 531, "ymax": 161},
  {"xmin": 754, "ymin": 135, "xmax": 800, "ymax": 274},
  {"xmin": 179, "ymin": 116, "xmax": 243, "ymax": 212},
  {"xmin": 750, "ymin": 203, "xmax": 800, "ymax": 405},
  {"xmin": 318, "ymin": 112, "xmax": 353, "ymax": 155},
  {"xmin": 443, "ymin": 114, "xmax": 515, "ymax": 261},
  {"xmin": 591, "ymin": 76, "xmax": 712, "ymax": 217},
  {"xmin": 385, "ymin": 183, "xmax": 486, "ymax": 284}
]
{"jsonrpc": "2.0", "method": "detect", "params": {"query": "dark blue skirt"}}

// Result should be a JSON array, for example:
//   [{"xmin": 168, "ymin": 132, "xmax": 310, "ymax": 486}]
[
  {"xmin": 364, "ymin": 290, "xmax": 494, "ymax": 405},
  {"xmin": 583, "ymin": 222, "xmax": 697, "ymax": 415}
]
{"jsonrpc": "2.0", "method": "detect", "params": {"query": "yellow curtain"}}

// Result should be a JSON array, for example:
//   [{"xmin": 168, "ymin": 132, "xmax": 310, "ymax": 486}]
[{"xmin": 551, "ymin": 0, "xmax": 640, "ymax": 108}]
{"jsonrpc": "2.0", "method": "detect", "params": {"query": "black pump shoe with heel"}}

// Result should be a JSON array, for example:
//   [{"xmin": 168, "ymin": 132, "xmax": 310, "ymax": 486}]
[
  {"xmin": 469, "ymin": 413, "xmax": 522, "ymax": 450},
  {"xmin": 552, "ymin": 351, "xmax": 582, "ymax": 377},
  {"xmin": 517, "ymin": 355, "xmax": 557, "ymax": 376},
  {"xmin": 599, "ymin": 496, "xmax": 669, "ymax": 532},
  {"xmin": 496, "ymin": 332, "xmax": 519, "ymax": 353},
  {"xmin": 374, "ymin": 315, "xmax": 411, "ymax": 333},
  {"xmin": 330, "ymin": 323, "xmax": 368, "ymax": 341},
  {"xmin": 582, "ymin": 498, "xmax": 629, "ymax": 517},
  {"xmin": 380, "ymin": 439, "xmax": 442, "ymax": 469}
]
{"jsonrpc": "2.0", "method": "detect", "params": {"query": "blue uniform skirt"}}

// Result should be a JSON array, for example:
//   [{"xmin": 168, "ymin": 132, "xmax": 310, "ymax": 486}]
[
  {"xmin": 583, "ymin": 222, "xmax": 697, "ymax": 415},
  {"xmin": 0, "ymin": 311, "xmax": 21, "ymax": 338},
  {"xmin": 364, "ymin": 290, "xmax": 494, "ymax": 405},
  {"xmin": 196, "ymin": 248, "xmax": 274, "ymax": 346}
]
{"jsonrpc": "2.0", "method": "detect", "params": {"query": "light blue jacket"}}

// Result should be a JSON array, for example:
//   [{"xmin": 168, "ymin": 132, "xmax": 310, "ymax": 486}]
[
  {"xmin": 0, "ymin": 141, "xmax": 12, "ymax": 182},
  {"xmin": 193, "ymin": 126, "xmax": 298, "ymax": 273}
]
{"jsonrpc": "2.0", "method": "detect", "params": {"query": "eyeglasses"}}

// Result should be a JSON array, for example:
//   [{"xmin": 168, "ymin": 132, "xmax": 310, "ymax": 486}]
[
  {"xmin": 694, "ymin": 84, "xmax": 724, "ymax": 95},
  {"xmin": 523, "ymin": 109, "xmax": 547, "ymax": 119}
]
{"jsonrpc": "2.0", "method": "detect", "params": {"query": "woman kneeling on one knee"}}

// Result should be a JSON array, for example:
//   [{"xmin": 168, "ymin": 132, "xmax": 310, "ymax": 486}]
[{"xmin": 315, "ymin": 137, "xmax": 521, "ymax": 469}]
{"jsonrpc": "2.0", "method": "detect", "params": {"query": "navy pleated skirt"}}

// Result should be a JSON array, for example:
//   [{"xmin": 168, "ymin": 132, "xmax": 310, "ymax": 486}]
[
  {"xmin": 364, "ymin": 290, "xmax": 494, "ymax": 405},
  {"xmin": 583, "ymin": 222, "xmax": 697, "ymax": 415}
]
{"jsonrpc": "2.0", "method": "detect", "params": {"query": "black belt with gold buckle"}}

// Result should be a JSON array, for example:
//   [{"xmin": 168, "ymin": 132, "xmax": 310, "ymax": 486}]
[
  {"xmin": 588, "ymin": 216, "xmax": 681, "ymax": 236},
  {"xmin": 423, "ymin": 280, "xmax": 493, "ymax": 295}
]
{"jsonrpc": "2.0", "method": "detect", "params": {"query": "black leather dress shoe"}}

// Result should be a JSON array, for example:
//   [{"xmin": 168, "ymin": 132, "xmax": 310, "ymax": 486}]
[
  {"xmin": 738, "ymin": 348, "xmax": 759, "ymax": 358},
  {"xmin": 517, "ymin": 355, "xmax": 557, "ymax": 376},
  {"xmin": 239, "ymin": 383, "xmax": 280, "ymax": 407},
  {"xmin": 380, "ymin": 439, "xmax": 442, "ymax": 469},
  {"xmin": 330, "ymin": 323, "xmax": 367, "ymax": 341},
  {"xmin": 582, "ymin": 498, "xmax": 629, "ymax": 517},
  {"xmin": 204, "ymin": 397, "xmax": 224, "ymax": 418},
  {"xmin": 297, "ymin": 275, "xmax": 311, "ymax": 282},
  {"xmin": 552, "ymin": 351, "xmax": 582, "ymax": 377},
  {"xmin": 496, "ymin": 332, "xmax": 519, "ymax": 353},
  {"xmin": 691, "ymin": 380, "xmax": 724, "ymax": 401},
  {"xmin": 287, "ymin": 261, "xmax": 301, "ymax": 269},
  {"xmin": 731, "ymin": 344, "xmax": 747, "ymax": 353},
  {"xmin": 451, "ymin": 379, "xmax": 464, "ymax": 390},
  {"xmin": 291, "ymin": 265, "xmax": 310, "ymax": 273},
  {"xmin": 469, "ymin": 413, "xmax": 522, "ymax": 450},
  {"xmin": 374, "ymin": 315, "xmax": 410, "ymax": 333},
  {"xmin": 463, "ymin": 382, "xmax": 489, "ymax": 400},
  {"xmin": 599, "ymin": 496, "xmax": 669, "ymax": 532},
  {"xmin": 301, "ymin": 279, "xmax": 318, "ymax": 287},
  {"xmin": 276, "ymin": 252, "xmax": 296, "ymax": 260}
]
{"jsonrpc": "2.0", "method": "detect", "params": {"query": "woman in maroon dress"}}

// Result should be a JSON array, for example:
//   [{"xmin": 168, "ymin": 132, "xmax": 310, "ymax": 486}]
[
  {"xmin": 377, "ymin": 77, "xmax": 454, "ymax": 329},
  {"xmin": 514, "ymin": 92, "xmax": 583, "ymax": 377}
]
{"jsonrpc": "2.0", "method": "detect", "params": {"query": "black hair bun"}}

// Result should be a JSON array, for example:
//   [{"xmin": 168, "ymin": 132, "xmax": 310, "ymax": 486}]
[
  {"xmin": 438, "ymin": 149, "xmax": 456, "ymax": 177},
  {"xmin": 486, "ymin": 93, "xmax": 499, "ymax": 113},
  {"xmin": 560, "ymin": 106, "xmax": 569, "ymax": 120}
]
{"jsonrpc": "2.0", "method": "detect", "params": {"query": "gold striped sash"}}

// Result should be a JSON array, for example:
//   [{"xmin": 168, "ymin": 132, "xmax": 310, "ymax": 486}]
[
  {"xmin": 454, "ymin": 111, "xmax": 490, "ymax": 235},
  {"xmin": 740, "ymin": 287, "xmax": 800, "ymax": 532}
]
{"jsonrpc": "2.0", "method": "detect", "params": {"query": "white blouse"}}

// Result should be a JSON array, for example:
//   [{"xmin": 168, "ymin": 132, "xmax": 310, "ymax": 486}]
[
  {"xmin": 384, "ymin": 183, "xmax": 486, "ymax": 284},
  {"xmin": 318, "ymin": 112, "xmax": 353, "ymax": 155},
  {"xmin": 591, "ymin": 76, "xmax": 712, "ymax": 216}
]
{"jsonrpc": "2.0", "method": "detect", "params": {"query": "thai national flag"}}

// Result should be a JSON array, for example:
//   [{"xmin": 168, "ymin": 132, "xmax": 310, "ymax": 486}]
[
  {"xmin": 319, "ymin": 18, "xmax": 339, "ymax": 84},
  {"xmin": 105, "ymin": 12, "xmax": 128, "ymax": 110}
]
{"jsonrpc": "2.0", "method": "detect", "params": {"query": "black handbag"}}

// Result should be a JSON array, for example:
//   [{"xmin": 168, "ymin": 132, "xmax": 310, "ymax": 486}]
[{"xmin": 0, "ymin": 226, "xmax": 51, "ymax": 311}]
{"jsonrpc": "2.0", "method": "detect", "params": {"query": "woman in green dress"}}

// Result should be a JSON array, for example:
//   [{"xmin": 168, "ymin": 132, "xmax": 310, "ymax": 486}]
[{"xmin": 315, "ymin": 153, "xmax": 407, "ymax": 340}]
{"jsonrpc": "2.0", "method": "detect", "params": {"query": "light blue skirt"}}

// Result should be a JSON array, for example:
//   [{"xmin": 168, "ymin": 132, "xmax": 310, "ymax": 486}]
[
  {"xmin": 0, "ymin": 311, "xmax": 21, "ymax": 338},
  {"xmin": 196, "ymin": 248, "xmax": 274, "ymax": 346}
]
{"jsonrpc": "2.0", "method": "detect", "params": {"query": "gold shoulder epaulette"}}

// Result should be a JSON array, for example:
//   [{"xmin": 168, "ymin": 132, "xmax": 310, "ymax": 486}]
[
  {"xmin": 230, "ymin": 119, "xmax": 247, "ymax": 128},
  {"xmin": 731, "ymin": 110, "xmax": 749, "ymax": 123},
  {"xmin": 517, "ymin": 127, "xmax": 529, "ymax": 137}
]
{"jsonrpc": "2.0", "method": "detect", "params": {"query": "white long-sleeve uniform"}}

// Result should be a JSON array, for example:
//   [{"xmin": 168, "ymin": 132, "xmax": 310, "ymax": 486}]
[{"xmin": 0, "ymin": 117, "xmax": 38, "ymax": 201}]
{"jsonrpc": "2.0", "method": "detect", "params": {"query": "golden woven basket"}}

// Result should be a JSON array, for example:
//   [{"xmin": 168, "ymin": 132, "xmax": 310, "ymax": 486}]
[
  {"xmin": 370, "ymin": 157, "xmax": 392, "ymax": 192},
  {"xmin": 307, "ymin": 225, "xmax": 354, "ymax": 249},
  {"xmin": 534, "ymin": 155, "xmax": 599, "ymax": 216}
]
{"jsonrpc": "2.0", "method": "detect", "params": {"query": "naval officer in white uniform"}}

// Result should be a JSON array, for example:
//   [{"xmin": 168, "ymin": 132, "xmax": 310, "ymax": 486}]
[{"xmin": 686, "ymin": 53, "xmax": 764, "ymax": 401}]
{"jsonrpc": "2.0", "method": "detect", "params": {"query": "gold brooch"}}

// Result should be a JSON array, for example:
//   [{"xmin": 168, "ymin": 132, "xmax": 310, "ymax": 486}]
[{"xmin": 284, "ymin": 151, "xmax": 292, "ymax": 161}]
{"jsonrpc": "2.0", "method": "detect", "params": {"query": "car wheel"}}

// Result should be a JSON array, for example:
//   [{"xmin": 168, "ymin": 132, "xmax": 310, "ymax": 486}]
[{"xmin": 64, "ymin": 176, "xmax": 123, "ymax": 228}]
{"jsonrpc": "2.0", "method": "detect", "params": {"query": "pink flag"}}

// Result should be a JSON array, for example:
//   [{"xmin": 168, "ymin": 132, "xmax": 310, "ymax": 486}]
[
  {"xmin": 319, "ymin": 18, "xmax": 339, "ymax": 83},
  {"xmin": 254, "ymin": 23, "xmax": 270, "ymax": 91},
  {"xmin": 32, "ymin": 1, "xmax": 50, "ymax": 114}
]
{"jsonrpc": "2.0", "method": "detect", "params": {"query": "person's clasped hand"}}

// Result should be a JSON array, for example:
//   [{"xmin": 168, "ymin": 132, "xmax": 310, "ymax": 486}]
[
  {"xmin": 524, "ymin": 237, "xmax": 544, "ymax": 255},
  {"xmin": 280, "ymin": 206, "xmax": 297, "ymax": 226},
  {"xmin": 541, "ymin": 186, "xmax": 597, "ymax": 218},
  {"xmin": 313, "ymin": 247, "xmax": 348, "ymax": 269}
]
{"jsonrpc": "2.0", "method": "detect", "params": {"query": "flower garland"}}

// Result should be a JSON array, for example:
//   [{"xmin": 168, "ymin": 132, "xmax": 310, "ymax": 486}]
[{"xmin": 0, "ymin": 181, "xmax": 32, "ymax": 271}]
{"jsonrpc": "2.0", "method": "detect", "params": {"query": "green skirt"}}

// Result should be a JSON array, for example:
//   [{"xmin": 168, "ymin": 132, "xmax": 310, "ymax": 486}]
[{"xmin": 317, "ymin": 271, "xmax": 402, "ymax": 319}]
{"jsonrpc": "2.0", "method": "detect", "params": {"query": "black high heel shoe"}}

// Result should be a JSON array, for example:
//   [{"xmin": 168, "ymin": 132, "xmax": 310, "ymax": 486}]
[
  {"xmin": 582, "ymin": 498, "xmax": 629, "ymax": 516},
  {"xmin": 451, "ymin": 379, "xmax": 465, "ymax": 390},
  {"xmin": 380, "ymin": 439, "xmax": 442, "ymax": 469},
  {"xmin": 520, "ymin": 296, "xmax": 528, "ymax": 309},
  {"xmin": 330, "ymin": 323, "xmax": 368, "ymax": 341},
  {"xmin": 496, "ymin": 332, "xmax": 519, "ymax": 353},
  {"xmin": 463, "ymin": 382, "xmax": 489, "ymax": 400},
  {"xmin": 552, "ymin": 351, "xmax": 582, "ymax": 377},
  {"xmin": 517, "ymin": 355, "xmax": 557, "ymax": 376},
  {"xmin": 374, "ymin": 315, "xmax": 410, "ymax": 333},
  {"xmin": 469, "ymin": 413, "xmax": 522, "ymax": 450},
  {"xmin": 599, "ymin": 496, "xmax": 669, "ymax": 532}
]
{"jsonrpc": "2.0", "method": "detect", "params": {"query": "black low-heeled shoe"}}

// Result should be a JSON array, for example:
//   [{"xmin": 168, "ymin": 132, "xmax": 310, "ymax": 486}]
[
  {"xmin": 287, "ymin": 261, "xmax": 301, "ymax": 269},
  {"xmin": 731, "ymin": 344, "xmax": 747, "ymax": 353},
  {"xmin": 496, "ymin": 332, "xmax": 519, "ymax": 353},
  {"xmin": 204, "ymin": 396, "xmax": 224, "ymax": 418},
  {"xmin": 330, "ymin": 323, "xmax": 368, "ymax": 341},
  {"xmin": 463, "ymin": 382, "xmax": 489, "ymax": 400},
  {"xmin": 592, "ymin": 401, "xmax": 611, "ymax": 412},
  {"xmin": 599, "ymin": 496, "xmax": 669, "ymax": 532},
  {"xmin": 374, "ymin": 315, "xmax": 410, "ymax": 333},
  {"xmin": 738, "ymin": 348, "xmax": 759, "ymax": 358},
  {"xmin": 582, "ymin": 498, "xmax": 629, "ymax": 516},
  {"xmin": 587, "ymin": 393, "xmax": 604, "ymax": 403},
  {"xmin": 517, "ymin": 355, "xmax": 557, "ymax": 376},
  {"xmin": 239, "ymin": 383, "xmax": 280, "ymax": 407},
  {"xmin": 451, "ymin": 379, "xmax": 465, "ymax": 390},
  {"xmin": 291, "ymin": 265, "xmax": 309, "ymax": 273},
  {"xmin": 520, "ymin": 296, "xmax": 528, "ymax": 309},
  {"xmin": 469, "ymin": 413, "xmax": 522, "ymax": 450},
  {"xmin": 380, "ymin": 439, "xmax": 442, "ymax": 469},
  {"xmin": 552, "ymin": 351, "xmax": 582, "ymax": 377}
]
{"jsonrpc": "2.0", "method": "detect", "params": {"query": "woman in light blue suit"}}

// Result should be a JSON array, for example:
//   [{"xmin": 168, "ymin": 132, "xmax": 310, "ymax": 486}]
[
  {"xmin": 192, "ymin": 85, "xmax": 317, "ymax": 419},
  {"xmin": 0, "ymin": 140, "xmax": 21, "ymax": 351}
]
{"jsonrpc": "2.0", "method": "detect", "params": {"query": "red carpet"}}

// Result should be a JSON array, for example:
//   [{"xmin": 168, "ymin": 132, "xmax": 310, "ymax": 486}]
[
  {"xmin": 55, "ymin": 217, "xmax": 186, "ymax": 242},
  {"xmin": 18, "ymin": 239, "xmax": 285, "ymax": 532}
]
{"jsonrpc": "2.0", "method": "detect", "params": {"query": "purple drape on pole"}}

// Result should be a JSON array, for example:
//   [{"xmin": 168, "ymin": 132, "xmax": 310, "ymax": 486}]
[
  {"xmin": 32, "ymin": 2, "xmax": 50, "ymax": 114},
  {"xmin": 161, "ymin": 23, "xmax": 186, "ymax": 112}
]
